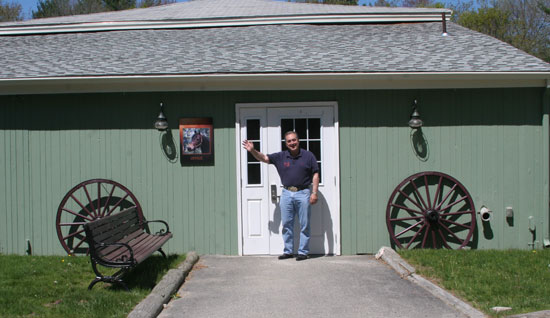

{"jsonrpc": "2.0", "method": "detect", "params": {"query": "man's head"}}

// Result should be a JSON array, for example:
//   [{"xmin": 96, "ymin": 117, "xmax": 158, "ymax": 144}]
[{"xmin": 284, "ymin": 131, "xmax": 300, "ymax": 154}]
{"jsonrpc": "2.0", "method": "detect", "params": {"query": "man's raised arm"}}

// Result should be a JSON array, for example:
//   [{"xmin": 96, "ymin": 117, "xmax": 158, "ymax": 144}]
[{"xmin": 242, "ymin": 140, "xmax": 270, "ymax": 163}]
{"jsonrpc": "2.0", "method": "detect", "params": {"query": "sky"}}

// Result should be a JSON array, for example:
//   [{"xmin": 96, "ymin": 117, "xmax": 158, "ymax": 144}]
[{"xmin": 13, "ymin": 0, "xmax": 459, "ymax": 20}]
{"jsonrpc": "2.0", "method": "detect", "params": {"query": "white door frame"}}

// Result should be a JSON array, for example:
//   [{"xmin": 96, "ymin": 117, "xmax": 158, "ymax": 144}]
[{"xmin": 235, "ymin": 101, "xmax": 340, "ymax": 256}]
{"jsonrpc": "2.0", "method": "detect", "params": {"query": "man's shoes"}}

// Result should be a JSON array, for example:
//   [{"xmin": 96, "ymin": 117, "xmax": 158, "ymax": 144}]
[
  {"xmin": 296, "ymin": 254, "xmax": 308, "ymax": 261},
  {"xmin": 278, "ymin": 253, "xmax": 294, "ymax": 260}
]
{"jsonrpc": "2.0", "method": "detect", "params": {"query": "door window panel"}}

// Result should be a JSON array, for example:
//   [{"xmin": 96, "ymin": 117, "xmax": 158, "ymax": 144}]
[
  {"xmin": 281, "ymin": 119, "xmax": 293, "ymax": 141},
  {"xmin": 246, "ymin": 119, "xmax": 260, "ymax": 140},
  {"xmin": 246, "ymin": 119, "xmax": 261, "ymax": 185},
  {"xmin": 308, "ymin": 118, "xmax": 321, "ymax": 139},
  {"xmin": 280, "ymin": 117, "xmax": 322, "ymax": 183},
  {"xmin": 309, "ymin": 141, "xmax": 321, "ymax": 161},
  {"xmin": 248, "ymin": 164, "xmax": 261, "ymax": 185},
  {"xmin": 295, "ymin": 119, "xmax": 307, "ymax": 139}
]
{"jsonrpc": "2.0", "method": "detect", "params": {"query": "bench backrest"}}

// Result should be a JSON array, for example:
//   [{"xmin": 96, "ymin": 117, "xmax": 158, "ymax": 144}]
[{"xmin": 84, "ymin": 207, "xmax": 142, "ymax": 249}]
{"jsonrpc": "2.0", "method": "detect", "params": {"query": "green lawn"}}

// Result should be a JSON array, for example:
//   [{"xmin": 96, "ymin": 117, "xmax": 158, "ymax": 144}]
[
  {"xmin": 399, "ymin": 249, "xmax": 550, "ymax": 317},
  {"xmin": 0, "ymin": 253, "xmax": 185, "ymax": 318}
]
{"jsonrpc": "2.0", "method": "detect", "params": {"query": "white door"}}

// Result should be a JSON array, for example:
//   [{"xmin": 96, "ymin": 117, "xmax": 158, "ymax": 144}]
[{"xmin": 237, "ymin": 103, "xmax": 340, "ymax": 255}]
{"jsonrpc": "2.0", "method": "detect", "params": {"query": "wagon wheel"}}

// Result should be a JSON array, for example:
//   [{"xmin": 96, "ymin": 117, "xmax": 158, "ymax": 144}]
[
  {"xmin": 386, "ymin": 171, "xmax": 476, "ymax": 249},
  {"xmin": 56, "ymin": 179, "xmax": 144, "ymax": 255}
]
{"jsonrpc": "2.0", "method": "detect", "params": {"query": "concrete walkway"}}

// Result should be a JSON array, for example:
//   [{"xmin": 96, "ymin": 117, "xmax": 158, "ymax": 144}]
[{"xmin": 158, "ymin": 255, "xmax": 469, "ymax": 318}]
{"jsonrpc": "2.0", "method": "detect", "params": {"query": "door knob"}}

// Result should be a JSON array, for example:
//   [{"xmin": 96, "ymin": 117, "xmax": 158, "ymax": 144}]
[{"xmin": 271, "ymin": 184, "xmax": 279, "ymax": 203}]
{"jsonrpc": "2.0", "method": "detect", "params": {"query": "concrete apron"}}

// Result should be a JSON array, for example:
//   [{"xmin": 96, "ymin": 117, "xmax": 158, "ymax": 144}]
[{"xmin": 158, "ymin": 254, "xmax": 473, "ymax": 318}]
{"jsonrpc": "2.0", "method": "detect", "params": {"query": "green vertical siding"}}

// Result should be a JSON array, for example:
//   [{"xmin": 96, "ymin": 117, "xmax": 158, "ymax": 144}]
[
  {"xmin": 339, "ymin": 88, "xmax": 548, "ymax": 254},
  {"xmin": 0, "ymin": 92, "xmax": 240, "ymax": 255},
  {"xmin": 0, "ymin": 88, "xmax": 548, "ymax": 255}
]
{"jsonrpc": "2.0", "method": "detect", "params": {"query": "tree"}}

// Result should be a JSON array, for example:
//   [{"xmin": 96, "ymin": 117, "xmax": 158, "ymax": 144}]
[
  {"xmin": 32, "ymin": 0, "xmax": 172, "ymax": 18},
  {"xmin": 369, "ymin": 0, "xmax": 397, "ymax": 6},
  {"xmin": 0, "ymin": 0, "xmax": 23, "ymax": 21},
  {"xmin": 457, "ymin": 0, "xmax": 550, "ymax": 62},
  {"xmin": 103, "ymin": 0, "xmax": 135, "ymax": 11},
  {"xmin": 75, "ymin": 0, "xmax": 105, "ymax": 14},
  {"xmin": 457, "ymin": 6, "xmax": 513, "ymax": 39},
  {"xmin": 368, "ymin": 0, "xmax": 446, "ymax": 8},
  {"xmin": 289, "ymin": 0, "xmax": 358, "ymax": 5},
  {"xmin": 33, "ymin": 0, "xmax": 73, "ymax": 19},
  {"xmin": 402, "ymin": 0, "xmax": 434, "ymax": 7},
  {"xmin": 138, "ymin": 0, "xmax": 175, "ymax": 8}
]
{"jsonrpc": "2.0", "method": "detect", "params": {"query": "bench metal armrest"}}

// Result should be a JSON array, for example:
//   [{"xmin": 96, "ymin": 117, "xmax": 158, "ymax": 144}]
[
  {"xmin": 96, "ymin": 242, "xmax": 136, "ymax": 266},
  {"xmin": 143, "ymin": 219, "xmax": 170, "ymax": 235}
]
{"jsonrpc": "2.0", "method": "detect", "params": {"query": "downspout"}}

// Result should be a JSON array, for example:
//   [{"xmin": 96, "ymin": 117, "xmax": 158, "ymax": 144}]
[{"xmin": 544, "ymin": 79, "xmax": 550, "ymax": 248}]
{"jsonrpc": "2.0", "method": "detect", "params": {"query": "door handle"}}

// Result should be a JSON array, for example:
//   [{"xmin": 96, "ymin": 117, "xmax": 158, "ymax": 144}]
[{"xmin": 271, "ymin": 184, "xmax": 279, "ymax": 203}]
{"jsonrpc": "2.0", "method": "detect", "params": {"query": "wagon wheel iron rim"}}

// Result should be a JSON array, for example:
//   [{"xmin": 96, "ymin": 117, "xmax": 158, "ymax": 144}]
[
  {"xmin": 386, "ymin": 171, "xmax": 476, "ymax": 249},
  {"xmin": 56, "ymin": 179, "xmax": 144, "ymax": 255}
]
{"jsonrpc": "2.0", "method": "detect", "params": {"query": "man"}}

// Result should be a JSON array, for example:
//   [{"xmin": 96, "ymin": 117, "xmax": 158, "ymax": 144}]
[{"xmin": 242, "ymin": 131, "xmax": 319, "ymax": 261}]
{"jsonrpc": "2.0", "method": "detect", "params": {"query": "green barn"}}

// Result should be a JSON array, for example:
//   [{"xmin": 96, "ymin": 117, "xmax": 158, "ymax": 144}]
[{"xmin": 1, "ymin": 0, "xmax": 550, "ymax": 256}]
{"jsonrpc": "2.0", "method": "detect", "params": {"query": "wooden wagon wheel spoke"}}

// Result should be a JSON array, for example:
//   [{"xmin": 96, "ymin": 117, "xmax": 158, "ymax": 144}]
[
  {"xmin": 97, "ymin": 183, "xmax": 101, "ymax": 217},
  {"xmin": 421, "ymin": 224, "xmax": 431, "ymax": 248},
  {"xmin": 432, "ymin": 175, "xmax": 443, "ymax": 208},
  {"xmin": 438, "ymin": 220, "xmax": 466, "ymax": 246},
  {"xmin": 409, "ymin": 179, "xmax": 430, "ymax": 211},
  {"xmin": 440, "ymin": 218, "xmax": 471, "ymax": 229},
  {"xmin": 431, "ymin": 230, "xmax": 437, "ymax": 249},
  {"xmin": 440, "ymin": 210, "xmax": 474, "ymax": 217},
  {"xmin": 100, "ymin": 183, "xmax": 117, "ymax": 217},
  {"xmin": 62, "ymin": 228, "xmax": 86, "ymax": 240},
  {"xmin": 61, "ymin": 207, "xmax": 94, "ymax": 222},
  {"xmin": 390, "ymin": 215, "xmax": 424, "ymax": 222},
  {"xmin": 70, "ymin": 194, "xmax": 95, "ymax": 219},
  {"xmin": 389, "ymin": 203, "xmax": 423, "ymax": 215},
  {"xmin": 82, "ymin": 185, "xmax": 98, "ymax": 218},
  {"xmin": 398, "ymin": 189, "xmax": 425, "ymax": 211},
  {"xmin": 424, "ymin": 175, "xmax": 432, "ymax": 209},
  {"xmin": 440, "ymin": 196, "xmax": 468, "ymax": 212},
  {"xmin": 395, "ymin": 220, "xmax": 423, "ymax": 238},
  {"xmin": 106, "ymin": 193, "xmax": 130, "ymax": 216},
  {"xmin": 437, "ymin": 229, "xmax": 452, "ymax": 249},
  {"xmin": 71, "ymin": 236, "xmax": 87, "ymax": 252},
  {"xmin": 386, "ymin": 171, "xmax": 476, "ymax": 250},
  {"xmin": 406, "ymin": 223, "xmax": 426, "ymax": 249},
  {"xmin": 56, "ymin": 179, "xmax": 144, "ymax": 255},
  {"xmin": 434, "ymin": 183, "xmax": 458, "ymax": 211}
]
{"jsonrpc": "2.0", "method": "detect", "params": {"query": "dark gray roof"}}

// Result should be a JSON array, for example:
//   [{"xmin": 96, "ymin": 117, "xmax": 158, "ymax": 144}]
[{"xmin": 0, "ymin": 0, "xmax": 549, "ymax": 81}]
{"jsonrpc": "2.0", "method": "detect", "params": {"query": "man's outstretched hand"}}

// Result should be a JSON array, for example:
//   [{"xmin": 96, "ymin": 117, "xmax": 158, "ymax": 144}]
[{"xmin": 242, "ymin": 140, "xmax": 254, "ymax": 152}]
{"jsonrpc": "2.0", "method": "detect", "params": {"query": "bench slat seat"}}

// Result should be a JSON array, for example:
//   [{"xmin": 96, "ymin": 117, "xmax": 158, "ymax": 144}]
[{"xmin": 83, "ymin": 206, "xmax": 172, "ymax": 290}]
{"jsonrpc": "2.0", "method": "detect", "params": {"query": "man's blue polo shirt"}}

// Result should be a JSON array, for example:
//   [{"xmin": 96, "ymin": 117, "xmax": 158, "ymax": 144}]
[{"xmin": 267, "ymin": 149, "xmax": 319, "ymax": 188}]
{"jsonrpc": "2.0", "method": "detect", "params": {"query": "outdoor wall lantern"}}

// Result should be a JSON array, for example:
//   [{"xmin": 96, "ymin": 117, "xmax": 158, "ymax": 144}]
[
  {"xmin": 408, "ymin": 100, "xmax": 423, "ymax": 129},
  {"xmin": 154, "ymin": 102, "xmax": 169, "ymax": 131}
]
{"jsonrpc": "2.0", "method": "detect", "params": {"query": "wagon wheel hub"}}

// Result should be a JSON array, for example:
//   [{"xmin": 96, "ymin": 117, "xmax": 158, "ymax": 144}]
[{"xmin": 426, "ymin": 209, "xmax": 440, "ymax": 224}]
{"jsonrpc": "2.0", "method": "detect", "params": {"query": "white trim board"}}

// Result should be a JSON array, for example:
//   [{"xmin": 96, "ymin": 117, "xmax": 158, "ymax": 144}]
[
  {"xmin": 0, "ymin": 12, "xmax": 451, "ymax": 35},
  {"xmin": 1, "ymin": 72, "xmax": 549, "ymax": 95}
]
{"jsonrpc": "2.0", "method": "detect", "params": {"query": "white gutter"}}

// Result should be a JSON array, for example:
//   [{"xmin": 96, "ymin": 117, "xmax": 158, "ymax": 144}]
[
  {"xmin": 1, "ymin": 72, "xmax": 549, "ymax": 95},
  {"xmin": 0, "ymin": 12, "xmax": 450, "ymax": 35}
]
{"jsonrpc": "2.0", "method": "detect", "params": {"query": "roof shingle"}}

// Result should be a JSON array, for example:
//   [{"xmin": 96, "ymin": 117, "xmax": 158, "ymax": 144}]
[{"xmin": 0, "ymin": 0, "xmax": 548, "ymax": 80}]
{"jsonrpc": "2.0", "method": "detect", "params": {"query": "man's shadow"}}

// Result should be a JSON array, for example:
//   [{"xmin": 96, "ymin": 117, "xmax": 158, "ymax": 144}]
[{"xmin": 269, "ymin": 191, "xmax": 334, "ymax": 255}]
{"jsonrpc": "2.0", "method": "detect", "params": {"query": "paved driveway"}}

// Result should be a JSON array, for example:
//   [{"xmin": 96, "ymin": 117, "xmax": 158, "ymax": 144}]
[{"xmin": 158, "ymin": 255, "xmax": 467, "ymax": 318}]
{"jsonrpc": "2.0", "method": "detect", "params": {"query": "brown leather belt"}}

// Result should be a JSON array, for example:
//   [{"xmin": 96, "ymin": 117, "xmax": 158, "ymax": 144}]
[{"xmin": 284, "ymin": 186, "xmax": 308, "ymax": 192}]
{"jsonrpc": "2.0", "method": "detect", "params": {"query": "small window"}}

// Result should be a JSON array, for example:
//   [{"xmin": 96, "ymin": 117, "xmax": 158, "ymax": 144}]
[{"xmin": 246, "ymin": 119, "xmax": 261, "ymax": 185}]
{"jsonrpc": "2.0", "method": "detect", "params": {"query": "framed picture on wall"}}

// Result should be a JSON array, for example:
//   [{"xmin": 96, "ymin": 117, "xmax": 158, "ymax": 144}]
[{"xmin": 179, "ymin": 118, "xmax": 214, "ymax": 165}]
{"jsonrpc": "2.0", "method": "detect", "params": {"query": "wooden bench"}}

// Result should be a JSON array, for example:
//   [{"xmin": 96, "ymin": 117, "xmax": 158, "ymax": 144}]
[{"xmin": 83, "ymin": 206, "xmax": 172, "ymax": 290}]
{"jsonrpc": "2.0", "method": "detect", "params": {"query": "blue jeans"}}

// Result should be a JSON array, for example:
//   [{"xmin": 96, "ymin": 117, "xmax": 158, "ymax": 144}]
[{"xmin": 280, "ymin": 188, "xmax": 311, "ymax": 256}]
